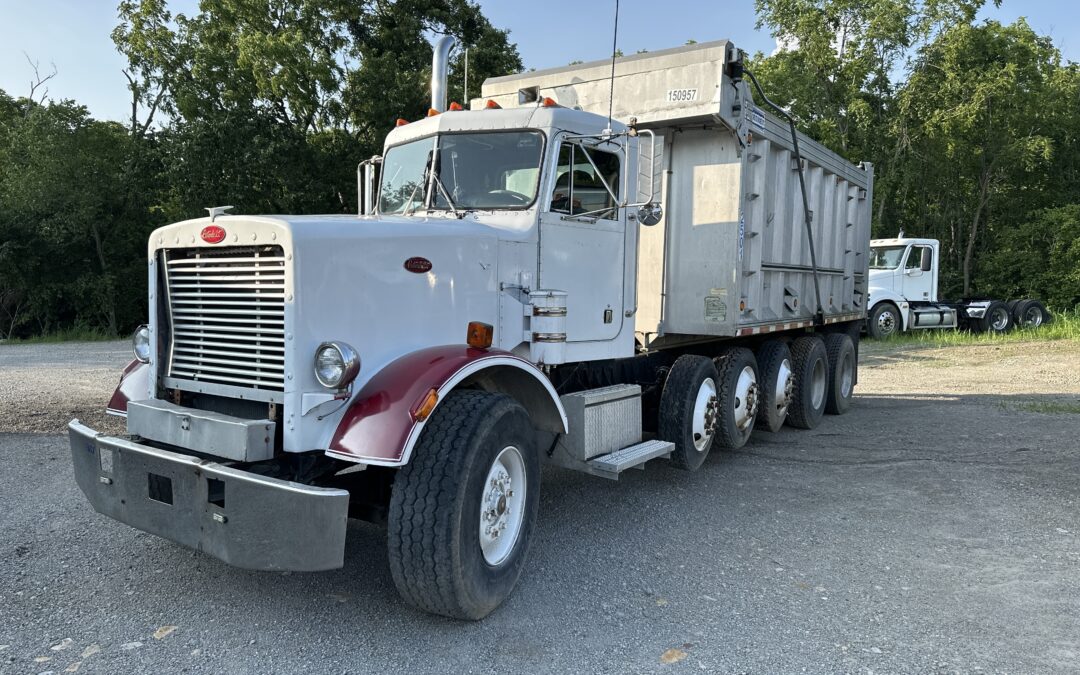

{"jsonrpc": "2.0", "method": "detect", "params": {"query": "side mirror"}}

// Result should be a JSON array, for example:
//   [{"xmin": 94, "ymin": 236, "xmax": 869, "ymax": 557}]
[
  {"xmin": 635, "ymin": 131, "xmax": 663, "ymax": 205},
  {"xmin": 357, "ymin": 156, "xmax": 382, "ymax": 215},
  {"xmin": 637, "ymin": 203, "xmax": 663, "ymax": 226},
  {"xmin": 920, "ymin": 248, "xmax": 933, "ymax": 272}
]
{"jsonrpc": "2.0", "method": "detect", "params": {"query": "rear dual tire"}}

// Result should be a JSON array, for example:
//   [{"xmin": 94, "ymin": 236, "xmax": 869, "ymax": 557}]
[
  {"xmin": 786, "ymin": 336, "xmax": 829, "ymax": 429},
  {"xmin": 978, "ymin": 300, "xmax": 1013, "ymax": 333},
  {"xmin": 1013, "ymin": 299, "xmax": 1050, "ymax": 328},
  {"xmin": 823, "ymin": 333, "xmax": 856, "ymax": 415}
]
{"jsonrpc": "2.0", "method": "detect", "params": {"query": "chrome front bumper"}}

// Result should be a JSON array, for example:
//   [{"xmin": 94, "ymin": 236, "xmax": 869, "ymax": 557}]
[{"xmin": 68, "ymin": 420, "xmax": 349, "ymax": 572}]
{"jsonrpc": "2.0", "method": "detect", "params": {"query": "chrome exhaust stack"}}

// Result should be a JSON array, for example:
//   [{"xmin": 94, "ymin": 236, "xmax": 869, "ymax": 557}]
[{"xmin": 430, "ymin": 36, "xmax": 457, "ymax": 112}]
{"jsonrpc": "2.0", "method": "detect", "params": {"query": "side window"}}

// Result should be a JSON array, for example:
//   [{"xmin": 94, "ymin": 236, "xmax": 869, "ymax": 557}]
[
  {"xmin": 550, "ymin": 143, "xmax": 621, "ymax": 219},
  {"xmin": 907, "ymin": 246, "xmax": 930, "ymax": 271},
  {"xmin": 906, "ymin": 247, "xmax": 923, "ymax": 270}
]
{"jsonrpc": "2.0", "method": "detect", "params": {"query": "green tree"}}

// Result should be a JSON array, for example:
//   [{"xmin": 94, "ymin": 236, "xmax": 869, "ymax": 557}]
[{"xmin": 893, "ymin": 19, "xmax": 1060, "ymax": 296}]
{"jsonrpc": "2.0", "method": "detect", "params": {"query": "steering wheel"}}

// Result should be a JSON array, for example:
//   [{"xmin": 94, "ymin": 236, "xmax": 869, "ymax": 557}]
[{"xmin": 485, "ymin": 189, "xmax": 531, "ymax": 206}]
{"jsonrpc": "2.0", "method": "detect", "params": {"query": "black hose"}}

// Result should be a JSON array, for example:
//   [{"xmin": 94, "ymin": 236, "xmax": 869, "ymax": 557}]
[{"xmin": 742, "ymin": 67, "xmax": 826, "ymax": 325}]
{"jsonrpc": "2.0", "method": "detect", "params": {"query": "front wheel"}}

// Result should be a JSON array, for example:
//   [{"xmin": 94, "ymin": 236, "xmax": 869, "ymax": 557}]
[
  {"xmin": 868, "ymin": 303, "xmax": 901, "ymax": 339},
  {"xmin": 387, "ymin": 391, "xmax": 539, "ymax": 620}
]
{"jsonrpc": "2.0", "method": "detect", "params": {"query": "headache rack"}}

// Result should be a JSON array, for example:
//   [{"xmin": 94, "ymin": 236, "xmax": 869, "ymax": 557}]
[{"xmin": 161, "ymin": 245, "xmax": 288, "ymax": 403}]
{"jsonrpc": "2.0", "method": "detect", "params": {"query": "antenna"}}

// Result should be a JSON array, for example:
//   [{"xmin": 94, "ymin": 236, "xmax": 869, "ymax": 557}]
[
  {"xmin": 464, "ymin": 48, "xmax": 469, "ymax": 108},
  {"xmin": 604, "ymin": 0, "xmax": 620, "ymax": 135}
]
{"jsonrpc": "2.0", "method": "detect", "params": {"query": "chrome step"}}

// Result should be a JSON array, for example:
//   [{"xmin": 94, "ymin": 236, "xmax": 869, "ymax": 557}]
[{"xmin": 587, "ymin": 440, "xmax": 674, "ymax": 479}]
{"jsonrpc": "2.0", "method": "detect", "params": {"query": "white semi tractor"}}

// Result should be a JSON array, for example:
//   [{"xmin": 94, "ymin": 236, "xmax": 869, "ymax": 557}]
[
  {"xmin": 69, "ymin": 39, "xmax": 873, "ymax": 619},
  {"xmin": 866, "ymin": 236, "xmax": 1051, "ymax": 339}
]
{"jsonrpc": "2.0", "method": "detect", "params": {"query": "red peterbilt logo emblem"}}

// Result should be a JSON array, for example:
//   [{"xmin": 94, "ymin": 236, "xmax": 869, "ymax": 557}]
[
  {"xmin": 404, "ymin": 257, "xmax": 432, "ymax": 273},
  {"xmin": 201, "ymin": 225, "xmax": 226, "ymax": 244}
]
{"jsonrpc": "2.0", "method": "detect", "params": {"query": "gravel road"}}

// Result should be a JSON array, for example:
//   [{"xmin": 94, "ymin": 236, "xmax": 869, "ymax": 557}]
[{"xmin": 2, "ymin": 339, "xmax": 1079, "ymax": 673}]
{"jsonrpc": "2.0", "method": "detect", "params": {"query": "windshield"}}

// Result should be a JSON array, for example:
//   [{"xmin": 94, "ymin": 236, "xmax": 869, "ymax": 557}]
[
  {"xmin": 378, "ymin": 131, "xmax": 544, "ymax": 214},
  {"xmin": 869, "ymin": 246, "xmax": 907, "ymax": 269}
]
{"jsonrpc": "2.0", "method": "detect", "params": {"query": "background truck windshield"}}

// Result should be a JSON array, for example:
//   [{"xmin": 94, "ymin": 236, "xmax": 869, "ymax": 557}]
[
  {"xmin": 379, "ymin": 131, "xmax": 544, "ymax": 213},
  {"xmin": 869, "ymin": 246, "xmax": 907, "ymax": 269}
]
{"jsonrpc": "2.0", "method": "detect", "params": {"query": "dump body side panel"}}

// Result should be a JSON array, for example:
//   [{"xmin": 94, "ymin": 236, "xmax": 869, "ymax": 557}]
[{"xmin": 480, "ymin": 39, "xmax": 873, "ymax": 344}]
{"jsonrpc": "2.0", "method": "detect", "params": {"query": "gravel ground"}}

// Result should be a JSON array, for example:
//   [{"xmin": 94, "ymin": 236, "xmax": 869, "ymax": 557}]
[{"xmin": 1, "ymin": 339, "xmax": 1079, "ymax": 673}]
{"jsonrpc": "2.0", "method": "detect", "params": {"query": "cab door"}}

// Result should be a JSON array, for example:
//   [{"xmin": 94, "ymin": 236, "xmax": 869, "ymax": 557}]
[
  {"xmin": 538, "ymin": 136, "xmax": 625, "ymax": 342},
  {"xmin": 902, "ymin": 244, "xmax": 934, "ymax": 301}
]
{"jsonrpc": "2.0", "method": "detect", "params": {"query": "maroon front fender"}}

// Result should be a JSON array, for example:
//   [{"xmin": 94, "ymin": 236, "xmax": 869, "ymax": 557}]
[
  {"xmin": 107, "ymin": 359, "xmax": 150, "ymax": 416},
  {"xmin": 326, "ymin": 346, "xmax": 566, "ymax": 466}
]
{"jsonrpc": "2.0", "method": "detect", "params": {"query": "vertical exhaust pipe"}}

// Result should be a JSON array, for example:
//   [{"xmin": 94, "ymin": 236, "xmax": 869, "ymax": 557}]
[{"xmin": 431, "ymin": 36, "xmax": 457, "ymax": 112}]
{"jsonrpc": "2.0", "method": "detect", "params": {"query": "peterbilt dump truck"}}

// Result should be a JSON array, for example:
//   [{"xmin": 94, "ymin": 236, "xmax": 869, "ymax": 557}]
[
  {"xmin": 69, "ymin": 39, "xmax": 873, "ymax": 619},
  {"xmin": 866, "ymin": 236, "xmax": 1051, "ymax": 339}
]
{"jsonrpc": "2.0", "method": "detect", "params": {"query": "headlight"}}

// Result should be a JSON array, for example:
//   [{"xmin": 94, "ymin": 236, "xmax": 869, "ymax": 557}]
[
  {"xmin": 314, "ymin": 341, "xmax": 360, "ymax": 389},
  {"xmin": 132, "ymin": 325, "xmax": 151, "ymax": 363}
]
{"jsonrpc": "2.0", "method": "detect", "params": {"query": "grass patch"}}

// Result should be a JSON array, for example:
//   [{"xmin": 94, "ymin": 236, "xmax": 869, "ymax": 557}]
[
  {"xmin": 3, "ymin": 327, "xmax": 118, "ymax": 344},
  {"xmin": 1009, "ymin": 400, "xmax": 1080, "ymax": 415},
  {"xmin": 876, "ymin": 308, "xmax": 1080, "ymax": 348}
]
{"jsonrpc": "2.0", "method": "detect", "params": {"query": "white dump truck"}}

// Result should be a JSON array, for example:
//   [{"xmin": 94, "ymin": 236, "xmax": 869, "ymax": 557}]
[
  {"xmin": 69, "ymin": 39, "xmax": 873, "ymax": 619},
  {"xmin": 866, "ymin": 236, "xmax": 1051, "ymax": 339}
]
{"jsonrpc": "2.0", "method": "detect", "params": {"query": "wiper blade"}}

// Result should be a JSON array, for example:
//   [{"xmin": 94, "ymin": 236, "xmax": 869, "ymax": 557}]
[{"xmin": 430, "ymin": 170, "xmax": 460, "ymax": 217}]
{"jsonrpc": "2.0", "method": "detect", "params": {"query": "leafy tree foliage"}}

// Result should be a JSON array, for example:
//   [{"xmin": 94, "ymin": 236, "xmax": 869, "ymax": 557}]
[
  {"xmin": 1, "ymin": 0, "xmax": 520, "ymax": 339},
  {"xmin": 2, "ymin": 1, "xmax": 1078, "ymax": 340}
]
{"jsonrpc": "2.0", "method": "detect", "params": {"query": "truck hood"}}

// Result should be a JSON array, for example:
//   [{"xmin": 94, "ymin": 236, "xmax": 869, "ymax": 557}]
[{"xmin": 147, "ymin": 213, "xmax": 502, "ymax": 452}]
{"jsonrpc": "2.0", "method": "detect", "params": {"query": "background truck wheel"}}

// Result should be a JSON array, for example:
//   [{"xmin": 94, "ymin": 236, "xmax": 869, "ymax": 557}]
[
  {"xmin": 868, "ymin": 303, "xmax": 901, "ymax": 339},
  {"xmin": 786, "ymin": 336, "xmax": 829, "ymax": 430},
  {"xmin": 712, "ymin": 347, "xmax": 759, "ymax": 449},
  {"xmin": 978, "ymin": 300, "xmax": 1013, "ymax": 333},
  {"xmin": 387, "ymin": 390, "xmax": 539, "ymax": 620},
  {"xmin": 659, "ymin": 354, "xmax": 720, "ymax": 471},
  {"xmin": 755, "ymin": 340, "xmax": 793, "ymax": 433},
  {"xmin": 1013, "ymin": 299, "xmax": 1049, "ymax": 328},
  {"xmin": 823, "ymin": 333, "xmax": 856, "ymax": 415}
]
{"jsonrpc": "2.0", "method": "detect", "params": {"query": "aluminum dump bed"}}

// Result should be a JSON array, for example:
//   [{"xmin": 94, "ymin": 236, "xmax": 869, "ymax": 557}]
[{"xmin": 480, "ymin": 40, "xmax": 873, "ymax": 344}]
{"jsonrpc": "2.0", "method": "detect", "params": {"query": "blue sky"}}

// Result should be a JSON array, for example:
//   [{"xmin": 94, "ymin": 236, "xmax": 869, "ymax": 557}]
[{"xmin": 0, "ymin": 0, "xmax": 1076, "ymax": 123}]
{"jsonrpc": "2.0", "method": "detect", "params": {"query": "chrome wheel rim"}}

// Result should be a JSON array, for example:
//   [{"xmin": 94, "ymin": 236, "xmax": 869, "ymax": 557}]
[
  {"xmin": 990, "ymin": 307, "xmax": 1009, "ymax": 331},
  {"xmin": 810, "ymin": 358, "xmax": 827, "ymax": 410},
  {"xmin": 877, "ymin": 310, "xmax": 896, "ymax": 335},
  {"xmin": 479, "ymin": 445, "xmax": 526, "ymax": 566},
  {"xmin": 692, "ymin": 377, "xmax": 718, "ymax": 452},
  {"xmin": 733, "ymin": 366, "xmax": 759, "ymax": 432},
  {"xmin": 1022, "ymin": 306, "xmax": 1043, "ymax": 327},
  {"xmin": 775, "ymin": 358, "xmax": 794, "ymax": 419}
]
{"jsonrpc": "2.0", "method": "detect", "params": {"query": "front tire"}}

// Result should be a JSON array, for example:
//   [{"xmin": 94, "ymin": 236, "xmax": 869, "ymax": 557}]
[
  {"xmin": 659, "ymin": 355, "xmax": 720, "ymax": 471},
  {"xmin": 388, "ymin": 391, "xmax": 539, "ymax": 620},
  {"xmin": 786, "ymin": 336, "xmax": 829, "ymax": 430},
  {"xmin": 868, "ymin": 303, "xmax": 901, "ymax": 339}
]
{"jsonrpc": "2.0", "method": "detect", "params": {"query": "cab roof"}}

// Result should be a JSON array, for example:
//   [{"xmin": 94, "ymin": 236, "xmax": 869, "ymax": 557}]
[
  {"xmin": 383, "ymin": 106, "xmax": 626, "ymax": 148},
  {"xmin": 871, "ymin": 237, "xmax": 939, "ymax": 247}
]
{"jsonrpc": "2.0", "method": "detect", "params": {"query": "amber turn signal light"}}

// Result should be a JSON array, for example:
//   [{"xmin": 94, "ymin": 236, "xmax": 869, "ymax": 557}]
[
  {"xmin": 541, "ymin": 97, "xmax": 559, "ymax": 107},
  {"xmin": 448, "ymin": 101, "xmax": 464, "ymax": 111},
  {"xmin": 395, "ymin": 118, "xmax": 409, "ymax": 127},
  {"xmin": 484, "ymin": 99, "xmax": 501, "ymax": 109},
  {"xmin": 467, "ymin": 321, "xmax": 494, "ymax": 349},
  {"xmin": 411, "ymin": 388, "xmax": 439, "ymax": 421},
  {"xmin": 427, "ymin": 108, "xmax": 440, "ymax": 117}
]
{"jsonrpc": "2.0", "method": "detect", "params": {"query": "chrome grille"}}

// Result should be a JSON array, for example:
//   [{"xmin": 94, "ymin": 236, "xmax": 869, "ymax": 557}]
[{"xmin": 163, "ymin": 245, "xmax": 286, "ymax": 396}]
